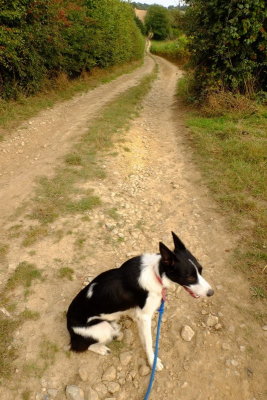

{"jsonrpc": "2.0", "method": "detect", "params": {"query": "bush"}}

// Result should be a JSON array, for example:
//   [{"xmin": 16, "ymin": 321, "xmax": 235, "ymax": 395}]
[
  {"xmin": 0, "ymin": 0, "xmax": 144, "ymax": 99},
  {"xmin": 185, "ymin": 0, "xmax": 267, "ymax": 96}
]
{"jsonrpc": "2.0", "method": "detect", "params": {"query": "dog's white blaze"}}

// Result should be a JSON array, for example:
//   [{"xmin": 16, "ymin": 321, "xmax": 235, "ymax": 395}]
[
  {"xmin": 86, "ymin": 282, "xmax": 97, "ymax": 299},
  {"xmin": 188, "ymin": 261, "xmax": 212, "ymax": 297},
  {"xmin": 73, "ymin": 321, "xmax": 114, "ymax": 343},
  {"xmin": 188, "ymin": 259, "xmax": 198, "ymax": 269}
]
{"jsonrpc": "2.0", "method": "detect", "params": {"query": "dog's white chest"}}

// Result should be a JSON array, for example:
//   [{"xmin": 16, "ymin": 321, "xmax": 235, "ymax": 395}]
[{"xmin": 142, "ymin": 292, "xmax": 162, "ymax": 316}]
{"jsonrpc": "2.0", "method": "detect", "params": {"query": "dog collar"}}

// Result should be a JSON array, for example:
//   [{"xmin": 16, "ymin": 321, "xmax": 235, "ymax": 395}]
[{"xmin": 155, "ymin": 273, "xmax": 167, "ymax": 301}]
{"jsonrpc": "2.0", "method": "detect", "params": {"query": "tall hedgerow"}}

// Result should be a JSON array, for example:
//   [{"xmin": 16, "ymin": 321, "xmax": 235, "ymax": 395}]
[
  {"xmin": 185, "ymin": 0, "xmax": 267, "ymax": 95},
  {"xmin": 0, "ymin": 0, "xmax": 144, "ymax": 99}
]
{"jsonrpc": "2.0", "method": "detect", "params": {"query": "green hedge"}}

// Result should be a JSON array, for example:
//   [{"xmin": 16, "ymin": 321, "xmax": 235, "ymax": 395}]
[
  {"xmin": 185, "ymin": 0, "xmax": 267, "ymax": 95},
  {"xmin": 0, "ymin": 0, "xmax": 144, "ymax": 99}
]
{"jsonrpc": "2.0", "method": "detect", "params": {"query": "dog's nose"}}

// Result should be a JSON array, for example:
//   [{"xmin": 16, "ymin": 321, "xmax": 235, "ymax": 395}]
[{"xmin": 207, "ymin": 289, "xmax": 214, "ymax": 297}]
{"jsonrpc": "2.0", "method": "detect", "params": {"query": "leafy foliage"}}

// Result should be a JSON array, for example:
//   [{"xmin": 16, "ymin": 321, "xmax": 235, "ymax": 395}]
[
  {"xmin": 150, "ymin": 37, "xmax": 189, "ymax": 65},
  {"xmin": 145, "ymin": 5, "xmax": 171, "ymax": 40},
  {"xmin": 185, "ymin": 0, "xmax": 267, "ymax": 95},
  {"xmin": 135, "ymin": 15, "xmax": 146, "ymax": 36},
  {"xmin": 0, "ymin": 0, "xmax": 144, "ymax": 99}
]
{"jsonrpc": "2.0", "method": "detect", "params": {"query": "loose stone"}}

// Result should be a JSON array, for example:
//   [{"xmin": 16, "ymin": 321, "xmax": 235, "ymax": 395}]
[
  {"xmin": 65, "ymin": 385, "xmax": 85, "ymax": 400},
  {"xmin": 107, "ymin": 382, "xmax": 120, "ymax": 394},
  {"xmin": 47, "ymin": 389, "xmax": 58, "ymax": 399},
  {"xmin": 119, "ymin": 351, "xmax": 132, "ymax": 366},
  {"xmin": 139, "ymin": 365, "xmax": 150, "ymax": 377},
  {"xmin": 102, "ymin": 366, "xmax": 117, "ymax": 381},
  {"xmin": 78, "ymin": 366, "xmax": 88, "ymax": 382},
  {"xmin": 207, "ymin": 315, "xmax": 219, "ymax": 327},
  {"xmin": 222, "ymin": 343, "xmax": 231, "ymax": 351},
  {"xmin": 94, "ymin": 383, "xmax": 108, "ymax": 397},
  {"xmin": 88, "ymin": 388, "xmax": 99, "ymax": 400},
  {"xmin": 181, "ymin": 325, "xmax": 195, "ymax": 342}
]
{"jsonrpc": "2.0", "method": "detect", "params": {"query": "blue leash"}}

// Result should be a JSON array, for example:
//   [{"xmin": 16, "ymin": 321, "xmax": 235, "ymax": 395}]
[{"xmin": 144, "ymin": 298, "xmax": 165, "ymax": 400}]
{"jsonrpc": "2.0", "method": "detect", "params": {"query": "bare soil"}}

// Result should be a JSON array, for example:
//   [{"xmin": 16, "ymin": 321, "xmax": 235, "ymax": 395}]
[{"xmin": 0, "ymin": 55, "xmax": 266, "ymax": 400}]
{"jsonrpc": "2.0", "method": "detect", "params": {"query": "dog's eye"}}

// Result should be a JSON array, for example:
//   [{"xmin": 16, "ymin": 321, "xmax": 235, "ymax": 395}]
[{"xmin": 187, "ymin": 275, "xmax": 196, "ymax": 283}]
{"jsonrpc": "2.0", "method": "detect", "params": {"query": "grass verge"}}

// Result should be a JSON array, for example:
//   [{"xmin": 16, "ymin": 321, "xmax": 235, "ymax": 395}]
[
  {"xmin": 177, "ymin": 84, "xmax": 267, "ymax": 298},
  {"xmin": 0, "ymin": 60, "xmax": 143, "ymax": 141}
]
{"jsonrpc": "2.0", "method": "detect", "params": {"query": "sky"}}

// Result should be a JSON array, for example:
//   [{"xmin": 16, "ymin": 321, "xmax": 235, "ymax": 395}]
[{"xmin": 134, "ymin": 0, "xmax": 184, "ymax": 6}]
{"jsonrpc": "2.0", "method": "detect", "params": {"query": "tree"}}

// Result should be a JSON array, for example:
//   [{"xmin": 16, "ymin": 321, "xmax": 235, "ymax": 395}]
[{"xmin": 145, "ymin": 5, "xmax": 171, "ymax": 40}]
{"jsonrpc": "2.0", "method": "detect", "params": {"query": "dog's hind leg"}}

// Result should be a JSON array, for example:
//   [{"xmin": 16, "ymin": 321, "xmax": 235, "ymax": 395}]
[{"xmin": 81, "ymin": 320, "xmax": 115, "ymax": 355}]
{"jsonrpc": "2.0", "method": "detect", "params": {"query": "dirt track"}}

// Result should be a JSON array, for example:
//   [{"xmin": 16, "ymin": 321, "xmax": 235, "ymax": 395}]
[{"xmin": 0, "ymin": 54, "xmax": 266, "ymax": 400}]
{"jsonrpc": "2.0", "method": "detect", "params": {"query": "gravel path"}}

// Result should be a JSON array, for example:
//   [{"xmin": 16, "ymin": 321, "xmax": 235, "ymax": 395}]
[{"xmin": 0, "ymin": 55, "xmax": 266, "ymax": 400}]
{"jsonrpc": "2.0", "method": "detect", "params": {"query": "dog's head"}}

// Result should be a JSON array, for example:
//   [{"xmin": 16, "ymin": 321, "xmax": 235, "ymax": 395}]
[{"xmin": 159, "ymin": 232, "xmax": 214, "ymax": 298}]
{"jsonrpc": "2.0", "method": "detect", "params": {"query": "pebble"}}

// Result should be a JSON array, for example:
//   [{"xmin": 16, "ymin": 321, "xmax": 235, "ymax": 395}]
[
  {"xmin": 207, "ymin": 315, "xmax": 219, "ymax": 327},
  {"xmin": 102, "ymin": 366, "xmax": 117, "ymax": 381},
  {"xmin": 66, "ymin": 385, "xmax": 85, "ymax": 400},
  {"xmin": 78, "ymin": 365, "xmax": 88, "ymax": 381},
  {"xmin": 117, "ymin": 392, "xmax": 127, "ymax": 400},
  {"xmin": 124, "ymin": 329, "xmax": 134, "ymax": 344},
  {"xmin": 94, "ymin": 383, "xmax": 108, "ymax": 397},
  {"xmin": 231, "ymin": 360, "xmax": 239, "ymax": 367},
  {"xmin": 139, "ymin": 365, "xmax": 150, "ymax": 376},
  {"xmin": 262, "ymin": 325, "xmax": 267, "ymax": 331},
  {"xmin": 105, "ymin": 223, "xmax": 115, "ymax": 231},
  {"xmin": 88, "ymin": 388, "xmax": 99, "ymax": 400},
  {"xmin": 181, "ymin": 325, "xmax": 195, "ymax": 342},
  {"xmin": 47, "ymin": 389, "xmax": 58, "ymax": 399},
  {"xmin": 119, "ymin": 351, "xmax": 132, "ymax": 366},
  {"xmin": 107, "ymin": 382, "xmax": 120, "ymax": 394},
  {"xmin": 0, "ymin": 307, "xmax": 11, "ymax": 317}
]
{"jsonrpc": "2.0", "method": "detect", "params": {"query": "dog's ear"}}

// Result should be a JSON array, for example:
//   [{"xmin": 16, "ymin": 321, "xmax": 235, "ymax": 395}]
[
  {"xmin": 159, "ymin": 242, "xmax": 175, "ymax": 265},
  {"xmin": 172, "ymin": 231, "xmax": 186, "ymax": 252}
]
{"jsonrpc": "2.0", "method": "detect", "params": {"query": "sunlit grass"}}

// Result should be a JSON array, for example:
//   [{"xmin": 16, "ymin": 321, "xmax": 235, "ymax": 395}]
[{"xmin": 183, "ymin": 106, "xmax": 267, "ymax": 297}]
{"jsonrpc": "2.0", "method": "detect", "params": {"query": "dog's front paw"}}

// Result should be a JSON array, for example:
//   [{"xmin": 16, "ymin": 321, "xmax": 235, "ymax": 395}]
[
  {"xmin": 155, "ymin": 357, "xmax": 164, "ymax": 371},
  {"xmin": 149, "ymin": 356, "xmax": 164, "ymax": 371}
]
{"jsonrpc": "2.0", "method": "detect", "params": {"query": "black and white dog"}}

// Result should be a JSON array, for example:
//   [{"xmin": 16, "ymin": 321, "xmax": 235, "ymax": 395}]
[{"xmin": 67, "ymin": 232, "xmax": 214, "ymax": 370}]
